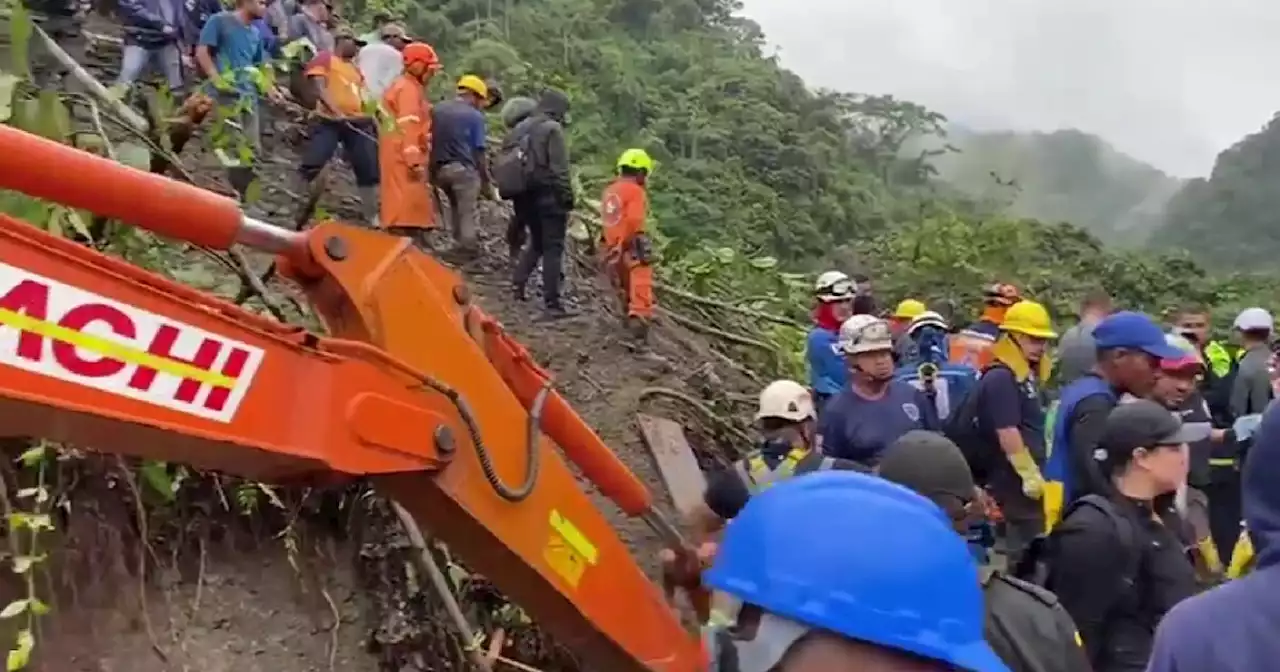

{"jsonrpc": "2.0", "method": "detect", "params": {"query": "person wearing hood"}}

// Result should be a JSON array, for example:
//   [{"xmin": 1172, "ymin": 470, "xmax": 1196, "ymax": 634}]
[
  {"xmin": 499, "ymin": 96, "xmax": 538, "ymax": 260},
  {"xmin": 377, "ymin": 42, "xmax": 440, "ymax": 244},
  {"xmin": 805, "ymin": 271, "xmax": 856, "ymax": 409},
  {"xmin": 1145, "ymin": 399, "xmax": 1280, "ymax": 672},
  {"xmin": 430, "ymin": 74, "xmax": 493, "ymax": 258},
  {"xmin": 511, "ymin": 89, "xmax": 577, "ymax": 321}
]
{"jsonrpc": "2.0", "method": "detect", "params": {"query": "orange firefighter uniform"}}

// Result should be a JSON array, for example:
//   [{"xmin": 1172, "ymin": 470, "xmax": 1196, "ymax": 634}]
[
  {"xmin": 601, "ymin": 149, "xmax": 656, "ymax": 321},
  {"xmin": 378, "ymin": 43, "xmax": 440, "ymax": 231}
]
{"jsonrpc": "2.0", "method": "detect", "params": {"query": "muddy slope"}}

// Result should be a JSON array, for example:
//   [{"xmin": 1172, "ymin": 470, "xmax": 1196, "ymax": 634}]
[{"xmin": 6, "ymin": 24, "xmax": 762, "ymax": 672}]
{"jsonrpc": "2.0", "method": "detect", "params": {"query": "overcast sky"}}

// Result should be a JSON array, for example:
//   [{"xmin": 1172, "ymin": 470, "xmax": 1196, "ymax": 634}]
[{"xmin": 738, "ymin": 0, "xmax": 1280, "ymax": 178}]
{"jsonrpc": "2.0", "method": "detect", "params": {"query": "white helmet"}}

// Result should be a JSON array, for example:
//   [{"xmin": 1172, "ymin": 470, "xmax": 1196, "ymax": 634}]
[
  {"xmin": 907, "ymin": 310, "xmax": 949, "ymax": 335},
  {"xmin": 1233, "ymin": 307, "xmax": 1274, "ymax": 332},
  {"xmin": 814, "ymin": 270, "xmax": 856, "ymax": 303},
  {"xmin": 755, "ymin": 380, "xmax": 816, "ymax": 422},
  {"xmin": 839, "ymin": 315, "xmax": 894, "ymax": 355}
]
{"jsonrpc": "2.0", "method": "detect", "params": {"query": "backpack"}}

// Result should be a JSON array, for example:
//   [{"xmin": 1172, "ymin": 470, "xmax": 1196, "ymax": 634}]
[
  {"xmin": 896, "ymin": 326, "xmax": 979, "ymax": 421},
  {"xmin": 981, "ymin": 568, "xmax": 1093, "ymax": 672},
  {"xmin": 1014, "ymin": 495, "xmax": 1142, "ymax": 597},
  {"xmin": 493, "ymin": 119, "xmax": 544, "ymax": 199},
  {"xmin": 943, "ymin": 363, "xmax": 1006, "ymax": 483}
]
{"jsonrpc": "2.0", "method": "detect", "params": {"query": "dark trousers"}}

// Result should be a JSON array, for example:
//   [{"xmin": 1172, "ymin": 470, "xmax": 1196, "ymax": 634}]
[
  {"xmin": 1205, "ymin": 467, "xmax": 1243, "ymax": 566},
  {"xmin": 299, "ymin": 118, "xmax": 379, "ymax": 187},
  {"xmin": 512, "ymin": 195, "xmax": 567, "ymax": 309}
]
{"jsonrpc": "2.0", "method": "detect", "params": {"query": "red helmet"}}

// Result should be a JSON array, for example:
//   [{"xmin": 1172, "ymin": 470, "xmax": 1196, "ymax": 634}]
[
  {"xmin": 403, "ymin": 42, "xmax": 441, "ymax": 71},
  {"xmin": 983, "ymin": 283, "xmax": 1021, "ymax": 307}
]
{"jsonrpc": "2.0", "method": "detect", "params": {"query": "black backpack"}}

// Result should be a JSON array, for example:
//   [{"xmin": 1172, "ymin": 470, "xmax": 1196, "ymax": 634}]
[
  {"xmin": 493, "ymin": 119, "xmax": 544, "ymax": 200},
  {"xmin": 981, "ymin": 568, "xmax": 1093, "ymax": 672},
  {"xmin": 943, "ymin": 363, "xmax": 1005, "ymax": 483},
  {"xmin": 1014, "ymin": 495, "xmax": 1142, "ymax": 596}
]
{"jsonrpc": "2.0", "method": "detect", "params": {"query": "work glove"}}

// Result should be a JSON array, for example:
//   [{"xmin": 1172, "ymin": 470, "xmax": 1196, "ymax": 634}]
[
  {"xmin": 1234, "ymin": 414, "xmax": 1264, "ymax": 442},
  {"xmin": 1008, "ymin": 449, "xmax": 1045, "ymax": 500}
]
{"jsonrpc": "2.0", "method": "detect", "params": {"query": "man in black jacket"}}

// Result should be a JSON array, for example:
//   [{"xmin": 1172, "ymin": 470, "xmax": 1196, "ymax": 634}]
[{"xmin": 512, "ymin": 88, "xmax": 576, "ymax": 321}]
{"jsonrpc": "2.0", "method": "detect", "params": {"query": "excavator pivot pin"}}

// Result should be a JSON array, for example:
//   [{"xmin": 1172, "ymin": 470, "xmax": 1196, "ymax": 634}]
[
  {"xmin": 434, "ymin": 426, "xmax": 457, "ymax": 454},
  {"xmin": 324, "ymin": 235, "xmax": 349, "ymax": 261}
]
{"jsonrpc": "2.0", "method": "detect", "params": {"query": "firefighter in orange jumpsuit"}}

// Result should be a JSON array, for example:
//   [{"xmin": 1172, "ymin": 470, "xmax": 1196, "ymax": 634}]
[
  {"xmin": 378, "ymin": 42, "xmax": 441, "ymax": 244},
  {"xmin": 601, "ymin": 148, "xmax": 656, "ymax": 342}
]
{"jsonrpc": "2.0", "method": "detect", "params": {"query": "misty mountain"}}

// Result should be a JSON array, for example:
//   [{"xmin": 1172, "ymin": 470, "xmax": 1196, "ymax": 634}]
[
  {"xmin": 915, "ymin": 127, "xmax": 1184, "ymax": 245},
  {"xmin": 1151, "ymin": 113, "xmax": 1280, "ymax": 270}
]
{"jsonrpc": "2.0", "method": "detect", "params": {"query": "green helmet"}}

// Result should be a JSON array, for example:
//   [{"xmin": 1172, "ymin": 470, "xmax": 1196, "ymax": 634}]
[{"xmin": 617, "ymin": 148, "xmax": 654, "ymax": 174}]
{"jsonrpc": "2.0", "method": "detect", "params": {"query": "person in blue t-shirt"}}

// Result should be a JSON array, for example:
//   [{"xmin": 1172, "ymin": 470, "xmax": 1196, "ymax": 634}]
[
  {"xmin": 819, "ymin": 316, "xmax": 939, "ymax": 465},
  {"xmin": 430, "ymin": 75, "xmax": 492, "ymax": 257},
  {"xmin": 194, "ymin": 0, "xmax": 281, "ymax": 201},
  {"xmin": 806, "ymin": 270, "xmax": 857, "ymax": 409}
]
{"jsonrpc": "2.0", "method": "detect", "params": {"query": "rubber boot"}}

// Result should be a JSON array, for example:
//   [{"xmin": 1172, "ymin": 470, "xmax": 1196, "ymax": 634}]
[
  {"xmin": 628, "ymin": 316, "xmax": 651, "ymax": 344},
  {"xmin": 358, "ymin": 186, "xmax": 380, "ymax": 227},
  {"xmin": 228, "ymin": 167, "xmax": 256, "ymax": 203}
]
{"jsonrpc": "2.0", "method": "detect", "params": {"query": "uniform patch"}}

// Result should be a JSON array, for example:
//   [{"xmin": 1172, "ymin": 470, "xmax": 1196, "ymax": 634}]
[{"xmin": 902, "ymin": 402, "xmax": 920, "ymax": 421}]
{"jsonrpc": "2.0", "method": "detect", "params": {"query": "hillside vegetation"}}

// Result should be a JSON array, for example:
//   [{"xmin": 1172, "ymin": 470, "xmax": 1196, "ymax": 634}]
[
  {"xmin": 1154, "ymin": 112, "xmax": 1280, "ymax": 271},
  {"xmin": 919, "ymin": 127, "xmax": 1183, "ymax": 246},
  {"xmin": 381, "ymin": 0, "xmax": 1279, "ymax": 329}
]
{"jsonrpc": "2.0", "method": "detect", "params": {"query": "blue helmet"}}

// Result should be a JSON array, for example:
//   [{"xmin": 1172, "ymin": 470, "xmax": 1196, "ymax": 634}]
[{"xmin": 704, "ymin": 470, "xmax": 1008, "ymax": 672}]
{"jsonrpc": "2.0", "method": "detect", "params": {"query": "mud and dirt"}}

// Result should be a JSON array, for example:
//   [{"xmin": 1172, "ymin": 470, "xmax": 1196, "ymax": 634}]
[{"xmin": 0, "ymin": 22, "xmax": 764, "ymax": 671}]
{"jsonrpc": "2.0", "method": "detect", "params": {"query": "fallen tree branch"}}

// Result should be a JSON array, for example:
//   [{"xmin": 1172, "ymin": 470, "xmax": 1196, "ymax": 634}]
[
  {"xmin": 33, "ymin": 24, "xmax": 148, "ymax": 131},
  {"xmin": 656, "ymin": 284, "xmax": 803, "ymax": 329},
  {"xmin": 638, "ymin": 387, "xmax": 752, "ymax": 446},
  {"xmin": 658, "ymin": 307, "xmax": 779, "ymax": 371}
]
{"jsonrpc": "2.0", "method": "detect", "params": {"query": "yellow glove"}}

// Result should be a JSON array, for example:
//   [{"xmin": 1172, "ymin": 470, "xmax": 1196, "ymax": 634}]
[{"xmin": 1008, "ymin": 450, "xmax": 1045, "ymax": 500}]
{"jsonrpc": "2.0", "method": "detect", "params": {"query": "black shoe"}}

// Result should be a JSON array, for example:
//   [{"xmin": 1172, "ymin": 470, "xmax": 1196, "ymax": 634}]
[
  {"xmin": 537, "ymin": 305, "xmax": 578, "ymax": 322},
  {"xmin": 513, "ymin": 285, "xmax": 527, "ymax": 302}
]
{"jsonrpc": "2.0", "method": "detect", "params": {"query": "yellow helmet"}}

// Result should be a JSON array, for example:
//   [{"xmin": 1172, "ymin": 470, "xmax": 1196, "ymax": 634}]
[
  {"xmin": 617, "ymin": 148, "xmax": 655, "ymax": 174},
  {"xmin": 1000, "ymin": 300, "xmax": 1057, "ymax": 339},
  {"xmin": 892, "ymin": 299, "xmax": 927, "ymax": 320},
  {"xmin": 456, "ymin": 74, "xmax": 489, "ymax": 100}
]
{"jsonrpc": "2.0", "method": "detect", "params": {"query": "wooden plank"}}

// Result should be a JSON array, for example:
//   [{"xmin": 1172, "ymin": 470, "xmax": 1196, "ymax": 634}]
[{"xmin": 636, "ymin": 413, "xmax": 706, "ymax": 518}]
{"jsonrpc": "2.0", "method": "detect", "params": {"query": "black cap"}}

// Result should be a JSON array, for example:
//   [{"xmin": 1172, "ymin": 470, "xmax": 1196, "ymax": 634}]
[
  {"xmin": 878, "ymin": 431, "xmax": 975, "ymax": 503},
  {"xmin": 1096, "ymin": 399, "xmax": 1210, "ymax": 472}
]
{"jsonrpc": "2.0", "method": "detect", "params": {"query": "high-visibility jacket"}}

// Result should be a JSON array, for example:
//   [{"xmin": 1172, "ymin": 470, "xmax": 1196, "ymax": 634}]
[
  {"xmin": 600, "ymin": 177, "xmax": 654, "ymax": 319},
  {"xmin": 378, "ymin": 73, "xmax": 434, "ymax": 229},
  {"xmin": 732, "ymin": 447, "xmax": 834, "ymax": 495}
]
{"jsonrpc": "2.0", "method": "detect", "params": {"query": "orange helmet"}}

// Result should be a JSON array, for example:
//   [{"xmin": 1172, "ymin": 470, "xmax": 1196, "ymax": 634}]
[
  {"xmin": 402, "ymin": 42, "xmax": 441, "ymax": 71},
  {"xmin": 983, "ymin": 283, "xmax": 1021, "ymax": 307}
]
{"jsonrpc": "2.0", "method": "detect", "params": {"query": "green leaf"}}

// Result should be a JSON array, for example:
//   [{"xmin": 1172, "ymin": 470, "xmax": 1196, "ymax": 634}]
[
  {"xmin": 9, "ymin": 2, "xmax": 32, "ymax": 79},
  {"xmin": 139, "ymin": 461, "xmax": 175, "ymax": 503},
  {"xmin": 748, "ymin": 256, "xmax": 778, "ymax": 270},
  {"xmin": 33, "ymin": 90, "xmax": 71, "ymax": 143},
  {"xmin": 6, "ymin": 629, "xmax": 32, "ymax": 671},
  {"xmin": 712, "ymin": 247, "xmax": 735, "ymax": 264},
  {"xmin": 0, "ymin": 73, "xmax": 18, "ymax": 123},
  {"xmin": 27, "ymin": 599, "xmax": 48, "ymax": 617},
  {"xmin": 14, "ymin": 444, "xmax": 44, "ymax": 468},
  {"xmin": 115, "ymin": 142, "xmax": 152, "ymax": 171},
  {"xmin": 0, "ymin": 601, "xmax": 27, "ymax": 620}
]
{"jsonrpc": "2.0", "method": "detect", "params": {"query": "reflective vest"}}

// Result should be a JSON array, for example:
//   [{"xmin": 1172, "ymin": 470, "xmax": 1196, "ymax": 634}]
[
  {"xmin": 1204, "ymin": 340, "xmax": 1236, "ymax": 380},
  {"xmin": 1044, "ymin": 374, "xmax": 1116, "ymax": 531},
  {"xmin": 732, "ymin": 447, "xmax": 833, "ymax": 494}
]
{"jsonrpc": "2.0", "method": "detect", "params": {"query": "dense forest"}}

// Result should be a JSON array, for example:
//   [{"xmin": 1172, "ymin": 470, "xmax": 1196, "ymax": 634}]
[
  {"xmin": 353, "ymin": 0, "xmax": 1280, "ymax": 329},
  {"xmin": 1154, "ymin": 113, "xmax": 1280, "ymax": 272},
  {"xmin": 919, "ymin": 127, "xmax": 1183, "ymax": 247}
]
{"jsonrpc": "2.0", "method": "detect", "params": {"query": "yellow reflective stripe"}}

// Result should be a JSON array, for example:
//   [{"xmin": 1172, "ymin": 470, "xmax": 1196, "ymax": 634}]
[
  {"xmin": 396, "ymin": 115, "xmax": 421, "ymax": 123},
  {"xmin": 1209, "ymin": 458, "xmax": 1236, "ymax": 467}
]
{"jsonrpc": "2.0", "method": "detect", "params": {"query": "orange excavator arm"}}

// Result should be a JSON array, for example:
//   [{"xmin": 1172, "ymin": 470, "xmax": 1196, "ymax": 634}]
[{"xmin": 0, "ymin": 126, "xmax": 704, "ymax": 672}]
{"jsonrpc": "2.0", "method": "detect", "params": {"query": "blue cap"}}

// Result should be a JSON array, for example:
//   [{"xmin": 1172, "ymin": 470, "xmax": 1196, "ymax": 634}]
[
  {"xmin": 1093, "ymin": 311, "xmax": 1183, "ymax": 359},
  {"xmin": 704, "ymin": 470, "xmax": 1008, "ymax": 672}
]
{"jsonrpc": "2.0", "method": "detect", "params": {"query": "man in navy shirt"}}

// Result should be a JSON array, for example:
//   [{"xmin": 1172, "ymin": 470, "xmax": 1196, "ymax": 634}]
[
  {"xmin": 818, "ymin": 316, "xmax": 938, "ymax": 465},
  {"xmin": 431, "ymin": 75, "xmax": 491, "ymax": 257}
]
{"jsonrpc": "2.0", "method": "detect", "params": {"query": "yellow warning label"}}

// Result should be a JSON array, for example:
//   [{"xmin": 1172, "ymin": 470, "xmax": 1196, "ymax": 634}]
[{"xmin": 543, "ymin": 509, "xmax": 598, "ymax": 589}]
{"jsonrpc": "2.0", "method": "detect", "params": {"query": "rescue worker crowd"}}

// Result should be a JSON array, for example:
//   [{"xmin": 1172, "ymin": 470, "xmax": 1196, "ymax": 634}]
[
  {"xmin": 667, "ymin": 274, "xmax": 1280, "ymax": 672},
  {"xmin": 23, "ymin": 0, "xmax": 658, "ymax": 326}
]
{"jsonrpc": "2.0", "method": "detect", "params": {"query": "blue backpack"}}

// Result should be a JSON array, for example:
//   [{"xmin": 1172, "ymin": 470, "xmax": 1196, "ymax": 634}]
[{"xmin": 894, "ymin": 326, "xmax": 979, "ymax": 421}]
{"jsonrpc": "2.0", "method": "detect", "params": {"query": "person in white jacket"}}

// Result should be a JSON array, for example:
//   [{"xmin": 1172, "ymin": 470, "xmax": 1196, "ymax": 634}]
[{"xmin": 356, "ymin": 21, "xmax": 409, "ymax": 99}]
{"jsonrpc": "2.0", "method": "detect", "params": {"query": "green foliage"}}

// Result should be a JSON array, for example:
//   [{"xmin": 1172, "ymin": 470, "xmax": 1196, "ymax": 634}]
[{"xmin": 1155, "ymin": 114, "xmax": 1280, "ymax": 271}]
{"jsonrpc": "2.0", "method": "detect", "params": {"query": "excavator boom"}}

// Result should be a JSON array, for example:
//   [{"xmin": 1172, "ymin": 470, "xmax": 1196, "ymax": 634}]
[{"xmin": 0, "ymin": 126, "xmax": 702, "ymax": 671}]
